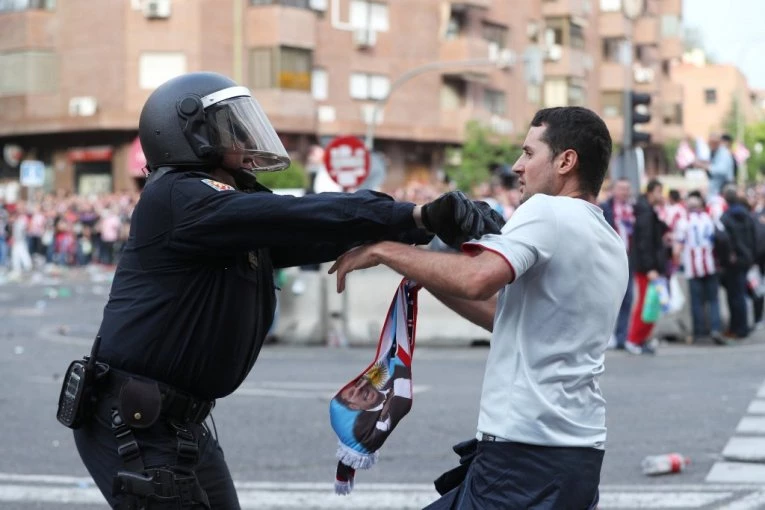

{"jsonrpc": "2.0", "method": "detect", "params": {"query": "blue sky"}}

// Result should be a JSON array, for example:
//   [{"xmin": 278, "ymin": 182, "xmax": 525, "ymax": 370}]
[{"xmin": 683, "ymin": 0, "xmax": 765, "ymax": 88}]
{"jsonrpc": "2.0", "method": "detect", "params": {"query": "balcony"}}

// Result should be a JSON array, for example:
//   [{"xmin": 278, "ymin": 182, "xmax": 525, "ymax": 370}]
[
  {"xmin": 599, "ymin": 62, "xmax": 627, "ymax": 91},
  {"xmin": 245, "ymin": 5, "xmax": 316, "ymax": 49},
  {"xmin": 660, "ymin": 37, "xmax": 683, "ymax": 60},
  {"xmin": 541, "ymin": 0, "xmax": 591, "ymax": 19},
  {"xmin": 439, "ymin": 36, "xmax": 492, "ymax": 64},
  {"xmin": 633, "ymin": 16, "xmax": 659, "ymax": 45},
  {"xmin": 598, "ymin": 11, "xmax": 628, "ymax": 38},
  {"xmin": 251, "ymin": 89, "xmax": 316, "ymax": 133},
  {"xmin": 0, "ymin": 9, "xmax": 56, "ymax": 52},
  {"xmin": 544, "ymin": 46, "xmax": 588, "ymax": 80}
]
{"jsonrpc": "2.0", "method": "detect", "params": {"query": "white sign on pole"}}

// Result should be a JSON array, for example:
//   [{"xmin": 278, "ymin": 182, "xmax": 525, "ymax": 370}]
[{"xmin": 20, "ymin": 160, "xmax": 45, "ymax": 187}]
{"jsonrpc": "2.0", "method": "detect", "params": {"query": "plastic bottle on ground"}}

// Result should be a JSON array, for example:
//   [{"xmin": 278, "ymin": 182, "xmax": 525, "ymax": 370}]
[{"xmin": 641, "ymin": 453, "xmax": 690, "ymax": 475}]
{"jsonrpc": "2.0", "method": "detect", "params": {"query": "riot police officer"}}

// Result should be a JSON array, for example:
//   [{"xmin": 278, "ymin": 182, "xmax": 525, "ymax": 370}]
[{"xmin": 66, "ymin": 72, "xmax": 501, "ymax": 509}]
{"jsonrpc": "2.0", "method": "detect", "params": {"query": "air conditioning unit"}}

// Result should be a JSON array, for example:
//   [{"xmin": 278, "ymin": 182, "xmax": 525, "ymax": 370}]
[
  {"xmin": 68, "ymin": 97, "xmax": 98, "ymax": 117},
  {"xmin": 546, "ymin": 44, "xmax": 563, "ymax": 61},
  {"xmin": 309, "ymin": 0, "xmax": 327, "ymax": 12},
  {"xmin": 353, "ymin": 29, "xmax": 375, "ymax": 49},
  {"xmin": 143, "ymin": 0, "xmax": 171, "ymax": 19},
  {"xmin": 633, "ymin": 66, "xmax": 655, "ymax": 84}
]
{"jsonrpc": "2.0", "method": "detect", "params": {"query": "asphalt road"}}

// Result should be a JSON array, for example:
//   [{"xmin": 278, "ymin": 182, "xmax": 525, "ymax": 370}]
[{"xmin": 2, "ymin": 267, "xmax": 765, "ymax": 509}]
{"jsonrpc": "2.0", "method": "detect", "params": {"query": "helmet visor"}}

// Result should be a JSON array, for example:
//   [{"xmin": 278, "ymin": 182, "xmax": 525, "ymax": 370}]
[{"xmin": 205, "ymin": 96, "xmax": 291, "ymax": 172}]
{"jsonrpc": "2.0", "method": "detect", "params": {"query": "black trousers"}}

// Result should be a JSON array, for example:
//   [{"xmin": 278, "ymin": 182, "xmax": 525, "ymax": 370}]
[
  {"xmin": 424, "ymin": 440, "xmax": 603, "ymax": 510},
  {"xmin": 74, "ymin": 396, "xmax": 240, "ymax": 509}
]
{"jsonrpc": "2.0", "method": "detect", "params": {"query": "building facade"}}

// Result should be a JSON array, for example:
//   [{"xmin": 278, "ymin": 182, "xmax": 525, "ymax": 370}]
[{"xmin": 0, "ymin": 0, "xmax": 685, "ymax": 194}]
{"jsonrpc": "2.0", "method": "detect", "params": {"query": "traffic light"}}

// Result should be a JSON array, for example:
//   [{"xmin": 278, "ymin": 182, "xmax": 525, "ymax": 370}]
[{"xmin": 628, "ymin": 91, "xmax": 652, "ymax": 146}]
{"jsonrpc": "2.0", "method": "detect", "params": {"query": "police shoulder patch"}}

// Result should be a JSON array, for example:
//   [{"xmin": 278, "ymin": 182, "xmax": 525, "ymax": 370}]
[{"xmin": 201, "ymin": 178, "xmax": 235, "ymax": 192}]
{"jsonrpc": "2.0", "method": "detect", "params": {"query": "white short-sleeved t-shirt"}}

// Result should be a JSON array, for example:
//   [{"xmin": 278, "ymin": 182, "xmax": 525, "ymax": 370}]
[{"xmin": 464, "ymin": 194, "xmax": 628, "ymax": 449}]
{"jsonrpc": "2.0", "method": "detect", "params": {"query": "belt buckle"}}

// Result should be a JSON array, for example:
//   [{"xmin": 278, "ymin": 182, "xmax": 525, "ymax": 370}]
[{"xmin": 481, "ymin": 434, "xmax": 497, "ymax": 442}]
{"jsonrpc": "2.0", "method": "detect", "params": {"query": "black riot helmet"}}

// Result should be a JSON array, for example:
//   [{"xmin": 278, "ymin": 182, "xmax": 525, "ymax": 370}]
[{"xmin": 138, "ymin": 72, "xmax": 290, "ymax": 174}]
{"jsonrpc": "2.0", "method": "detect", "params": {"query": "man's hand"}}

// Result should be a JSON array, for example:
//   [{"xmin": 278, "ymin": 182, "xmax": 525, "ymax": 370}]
[
  {"xmin": 647, "ymin": 270, "xmax": 660, "ymax": 281},
  {"xmin": 421, "ymin": 192, "xmax": 505, "ymax": 249},
  {"xmin": 329, "ymin": 244, "xmax": 383, "ymax": 293}
]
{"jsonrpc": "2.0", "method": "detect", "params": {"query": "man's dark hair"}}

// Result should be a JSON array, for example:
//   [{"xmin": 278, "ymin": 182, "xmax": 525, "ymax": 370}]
[
  {"xmin": 646, "ymin": 179, "xmax": 663, "ymax": 194},
  {"xmin": 668, "ymin": 189, "xmax": 681, "ymax": 202},
  {"xmin": 530, "ymin": 107, "xmax": 612, "ymax": 198},
  {"xmin": 721, "ymin": 133, "xmax": 733, "ymax": 143}
]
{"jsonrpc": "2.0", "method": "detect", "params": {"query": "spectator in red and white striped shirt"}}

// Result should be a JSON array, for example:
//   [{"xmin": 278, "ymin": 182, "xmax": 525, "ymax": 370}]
[{"xmin": 673, "ymin": 195, "xmax": 726, "ymax": 345}]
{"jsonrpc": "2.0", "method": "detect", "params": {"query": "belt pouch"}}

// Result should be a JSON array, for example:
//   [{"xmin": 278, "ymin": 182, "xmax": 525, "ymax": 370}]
[{"xmin": 118, "ymin": 378, "xmax": 162, "ymax": 429}]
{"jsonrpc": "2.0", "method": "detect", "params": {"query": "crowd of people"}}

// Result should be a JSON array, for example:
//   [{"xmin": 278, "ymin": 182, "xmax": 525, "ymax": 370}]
[
  {"xmin": 598, "ymin": 133, "xmax": 765, "ymax": 354},
  {"xmin": 0, "ymin": 191, "xmax": 138, "ymax": 277}
]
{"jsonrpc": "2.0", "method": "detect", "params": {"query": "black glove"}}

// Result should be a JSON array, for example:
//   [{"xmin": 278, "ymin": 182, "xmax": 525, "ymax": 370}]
[{"xmin": 421, "ymin": 191, "xmax": 506, "ymax": 248}]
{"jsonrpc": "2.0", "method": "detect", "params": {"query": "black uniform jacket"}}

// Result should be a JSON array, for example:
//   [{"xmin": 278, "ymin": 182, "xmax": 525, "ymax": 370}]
[{"xmin": 97, "ymin": 169, "xmax": 430, "ymax": 400}]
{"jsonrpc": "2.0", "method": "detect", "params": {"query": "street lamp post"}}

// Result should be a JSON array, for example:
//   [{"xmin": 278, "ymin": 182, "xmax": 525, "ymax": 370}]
[{"xmin": 363, "ymin": 56, "xmax": 512, "ymax": 151}]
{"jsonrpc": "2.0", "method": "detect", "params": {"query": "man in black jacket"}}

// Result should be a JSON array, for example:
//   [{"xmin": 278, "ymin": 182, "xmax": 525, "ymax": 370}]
[
  {"xmin": 720, "ymin": 185, "xmax": 756, "ymax": 338},
  {"xmin": 627, "ymin": 179, "xmax": 668, "ymax": 354},
  {"xmin": 65, "ymin": 72, "xmax": 503, "ymax": 509}
]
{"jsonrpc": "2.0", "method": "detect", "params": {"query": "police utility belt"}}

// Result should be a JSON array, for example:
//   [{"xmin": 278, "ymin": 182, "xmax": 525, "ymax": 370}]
[{"xmin": 56, "ymin": 336, "xmax": 215, "ymax": 431}]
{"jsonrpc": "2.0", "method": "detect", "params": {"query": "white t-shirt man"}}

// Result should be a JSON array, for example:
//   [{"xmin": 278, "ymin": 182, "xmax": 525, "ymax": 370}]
[{"xmin": 463, "ymin": 194, "xmax": 628, "ymax": 449}]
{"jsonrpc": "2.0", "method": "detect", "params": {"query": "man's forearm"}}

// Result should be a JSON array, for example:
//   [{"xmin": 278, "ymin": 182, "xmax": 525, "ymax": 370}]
[
  {"xmin": 375, "ymin": 243, "xmax": 489, "ymax": 300},
  {"xmin": 427, "ymin": 288, "xmax": 496, "ymax": 332}
]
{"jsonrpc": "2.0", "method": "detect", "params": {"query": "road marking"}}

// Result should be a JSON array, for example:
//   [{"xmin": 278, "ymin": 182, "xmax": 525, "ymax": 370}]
[
  {"xmin": 724, "ymin": 491, "xmax": 765, "ymax": 510},
  {"xmin": 724, "ymin": 437, "xmax": 765, "ymax": 462},
  {"xmin": 737, "ymin": 417, "xmax": 765, "ymax": 434},
  {"xmin": 749, "ymin": 400, "xmax": 765, "ymax": 415},
  {"xmin": 597, "ymin": 492, "xmax": 731, "ymax": 508},
  {"xmin": 707, "ymin": 462, "xmax": 765, "ymax": 483},
  {"xmin": 2, "ymin": 475, "xmax": 765, "ymax": 509}
]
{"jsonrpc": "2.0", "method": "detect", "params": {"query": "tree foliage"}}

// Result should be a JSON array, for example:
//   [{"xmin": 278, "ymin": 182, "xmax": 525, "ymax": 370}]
[
  {"xmin": 444, "ymin": 121, "xmax": 522, "ymax": 192},
  {"xmin": 254, "ymin": 160, "xmax": 308, "ymax": 190},
  {"xmin": 745, "ymin": 121, "xmax": 765, "ymax": 181}
]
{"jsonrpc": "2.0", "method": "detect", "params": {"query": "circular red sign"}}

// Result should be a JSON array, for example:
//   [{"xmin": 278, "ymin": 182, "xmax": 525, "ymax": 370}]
[{"xmin": 323, "ymin": 136, "xmax": 370, "ymax": 191}]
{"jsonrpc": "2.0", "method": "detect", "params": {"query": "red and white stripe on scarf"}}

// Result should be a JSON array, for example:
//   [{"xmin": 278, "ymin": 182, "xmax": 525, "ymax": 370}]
[
  {"xmin": 674, "ymin": 210, "xmax": 717, "ymax": 278},
  {"xmin": 613, "ymin": 200, "xmax": 634, "ymax": 251}
]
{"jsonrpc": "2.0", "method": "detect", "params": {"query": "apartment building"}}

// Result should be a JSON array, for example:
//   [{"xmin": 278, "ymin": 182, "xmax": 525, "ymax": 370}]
[
  {"xmin": 0, "ymin": 0, "xmax": 684, "ymax": 193},
  {"xmin": 672, "ymin": 59, "xmax": 762, "ymax": 141},
  {"xmin": 0, "ymin": 0, "xmax": 543, "ymax": 193}
]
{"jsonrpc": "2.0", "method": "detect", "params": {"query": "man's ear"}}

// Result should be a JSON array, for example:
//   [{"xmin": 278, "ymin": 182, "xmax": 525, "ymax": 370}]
[{"xmin": 556, "ymin": 149, "xmax": 579, "ymax": 176}]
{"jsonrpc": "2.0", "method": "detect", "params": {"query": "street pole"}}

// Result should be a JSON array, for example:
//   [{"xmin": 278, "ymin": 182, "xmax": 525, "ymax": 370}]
[{"xmin": 364, "ymin": 57, "xmax": 508, "ymax": 151}]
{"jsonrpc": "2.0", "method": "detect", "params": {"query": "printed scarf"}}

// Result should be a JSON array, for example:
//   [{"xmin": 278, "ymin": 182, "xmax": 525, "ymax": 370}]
[{"xmin": 329, "ymin": 279, "xmax": 420, "ymax": 495}]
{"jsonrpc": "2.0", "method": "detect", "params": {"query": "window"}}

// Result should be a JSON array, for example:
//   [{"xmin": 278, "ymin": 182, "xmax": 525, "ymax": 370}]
[
  {"xmin": 662, "ymin": 103, "xmax": 682, "ymax": 125},
  {"xmin": 440, "ymin": 77, "xmax": 466, "ymax": 111},
  {"xmin": 483, "ymin": 88, "xmax": 506, "ymax": 116},
  {"xmin": 601, "ymin": 91, "xmax": 623, "ymax": 117},
  {"xmin": 661, "ymin": 15, "xmax": 681, "ymax": 37},
  {"xmin": 544, "ymin": 79, "xmax": 567, "ymax": 108},
  {"xmin": 570, "ymin": 22, "xmax": 585, "ymax": 50},
  {"xmin": 544, "ymin": 19, "xmax": 564, "ymax": 47},
  {"xmin": 0, "ymin": 50, "xmax": 57, "ymax": 95},
  {"xmin": 527, "ymin": 84, "xmax": 541, "ymax": 104},
  {"xmin": 349, "ymin": 72, "xmax": 389, "ymax": 100},
  {"xmin": 139, "ymin": 52, "xmax": 186, "ymax": 90},
  {"xmin": 249, "ymin": 48, "xmax": 274, "ymax": 89},
  {"xmin": 704, "ymin": 88, "xmax": 717, "ymax": 104},
  {"xmin": 249, "ymin": 46, "xmax": 312, "ymax": 91},
  {"xmin": 279, "ymin": 47, "xmax": 311, "ymax": 90},
  {"xmin": 0, "ymin": 0, "xmax": 55, "ymax": 12},
  {"xmin": 568, "ymin": 85, "xmax": 585, "ymax": 106},
  {"xmin": 602, "ymin": 38, "xmax": 622, "ymax": 62},
  {"xmin": 250, "ymin": 0, "xmax": 309, "ymax": 7},
  {"xmin": 311, "ymin": 68, "xmax": 328, "ymax": 100},
  {"xmin": 349, "ymin": 1, "xmax": 388, "ymax": 32},
  {"xmin": 600, "ymin": 0, "xmax": 622, "ymax": 10},
  {"xmin": 482, "ymin": 22, "xmax": 508, "ymax": 50},
  {"xmin": 445, "ymin": 10, "xmax": 466, "ymax": 40}
]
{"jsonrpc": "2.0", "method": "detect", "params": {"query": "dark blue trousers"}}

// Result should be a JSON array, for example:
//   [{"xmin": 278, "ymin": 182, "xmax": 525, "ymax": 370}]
[
  {"xmin": 424, "ymin": 440, "xmax": 603, "ymax": 510},
  {"xmin": 74, "ymin": 396, "xmax": 240, "ymax": 509}
]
